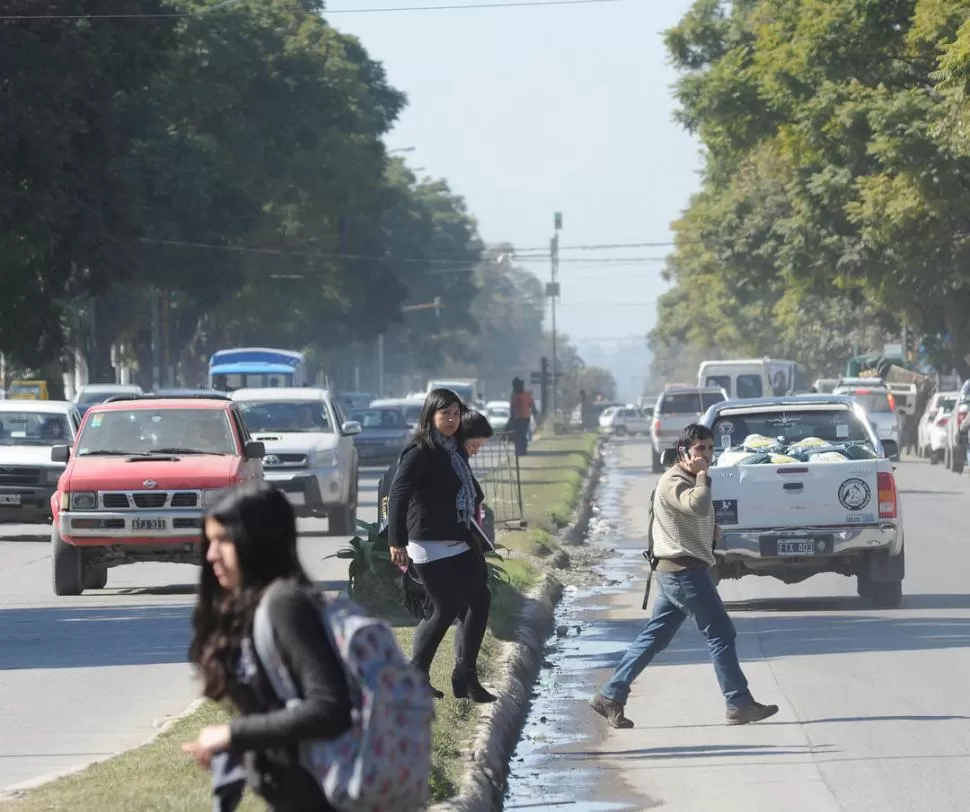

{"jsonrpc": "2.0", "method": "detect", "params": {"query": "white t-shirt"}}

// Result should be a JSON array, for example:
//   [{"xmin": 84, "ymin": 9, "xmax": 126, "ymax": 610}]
[{"xmin": 407, "ymin": 539, "xmax": 470, "ymax": 565}]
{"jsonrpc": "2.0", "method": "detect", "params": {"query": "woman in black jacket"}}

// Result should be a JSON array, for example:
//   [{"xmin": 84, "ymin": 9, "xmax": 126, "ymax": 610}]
[
  {"xmin": 388, "ymin": 388, "xmax": 496, "ymax": 703},
  {"xmin": 183, "ymin": 482, "xmax": 352, "ymax": 811}
]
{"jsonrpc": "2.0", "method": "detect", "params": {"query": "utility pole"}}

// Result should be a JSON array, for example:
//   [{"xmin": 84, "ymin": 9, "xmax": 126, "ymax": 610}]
[{"xmin": 547, "ymin": 212, "xmax": 562, "ymax": 417}]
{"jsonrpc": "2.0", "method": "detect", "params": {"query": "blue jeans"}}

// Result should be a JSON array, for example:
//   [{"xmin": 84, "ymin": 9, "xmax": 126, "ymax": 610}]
[{"xmin": 600, "ymin": 567, "xmax": 754, "ymax": 708}]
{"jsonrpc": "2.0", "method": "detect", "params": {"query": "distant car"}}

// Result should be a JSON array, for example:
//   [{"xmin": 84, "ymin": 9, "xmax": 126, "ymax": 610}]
[
  {"xmin": 484, "ymin": 401, "xmax": 511, "ymax": 433},
  {"xmin": 599, "ymin": 405, "xmax": 651, "ymax": 436},
  {"xmin": 832, "ymin": 384, "xmax": 900, "ymax": 459},
  {"xmin": 335, "ymin": 392, "xmax": 373, "ymax": 413},
  {"xmin": 0, "ymin": 400, "xmax": 82, "ymax": 523},
  {"xmin": 651, "ymin": 386, "xmax": 728, "ymax": 472},
  {"xmin": 50, "ymin": 394, "xmax": 265, "ymax": 596},
  {"xmin": 231, "ymin": 387, "xmax": 360, "ymax": 533},
  {"xmin": 74, "ymin": 384, "xmax": 144, "ymax": 417},
  {"xmin": 917, "ymin": 391, "xmax": 957, "ymax": 464},
  {"xmin": 347, "ymin": 407, "xmax": 411, "ymax": 466},
  {"xmin": 369, "ymin": 397, "xmax": 425, "ymax": 429}
]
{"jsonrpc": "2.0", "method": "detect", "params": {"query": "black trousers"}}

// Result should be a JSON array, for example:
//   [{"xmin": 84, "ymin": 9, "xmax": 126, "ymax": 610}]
[{"xmin": 412, "ymin": 549, "xmax": 491, "ymax": 674}]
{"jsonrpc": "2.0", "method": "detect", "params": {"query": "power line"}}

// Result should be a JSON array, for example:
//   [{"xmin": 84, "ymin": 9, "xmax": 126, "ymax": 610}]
[
  {"xmin": 555, "ymin": 300, "xmax": 658, "ymax": 307},
  {"xmin": 0, "ymin": 0, "xmax": 621, "ymax": 21},
  {"xmin": 510, "ymin": 240, "xmax": 678, "ymax": 251}
]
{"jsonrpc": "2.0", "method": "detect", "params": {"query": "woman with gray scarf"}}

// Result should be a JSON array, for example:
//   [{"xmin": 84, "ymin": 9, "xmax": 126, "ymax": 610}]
[{"xmin": 387, "ymin": 388, "xmax": 497, "ymax": 703}]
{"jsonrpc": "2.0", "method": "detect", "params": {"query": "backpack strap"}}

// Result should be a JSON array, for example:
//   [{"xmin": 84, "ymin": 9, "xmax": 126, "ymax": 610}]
[
  {"xmin": 252, "ymin": 581, "xmax": 303, "ymax": 707},
  {"xmin": 641, "ymin": 486, "xmax": 659, "ymax": 611}
]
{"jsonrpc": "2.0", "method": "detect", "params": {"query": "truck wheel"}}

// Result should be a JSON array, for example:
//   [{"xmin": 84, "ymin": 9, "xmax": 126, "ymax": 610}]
[
  {"xmin": 328, "ymin": 480, "xmax": 357, "ymax": 536},
  {"xmin": 51, "ymin": 525, "xmax": 83, "ymax": 596},
  {"xmin": 929, "ymin": 448, "xmax": 940, "ymax": 465},
  {"xmin": 869, "ymin": 580, "xmax": 903, "ymax": 609},
  {"xmin": 953, "ymin": 446, "xmax": 965, "ymax": 474},
  {"xmin": 651, "ymin": 449, "xmax": 664, "ymax": 474},
  {"xmin": 83, "ymin": 564, "xmax": 108, "ymax": 590}
]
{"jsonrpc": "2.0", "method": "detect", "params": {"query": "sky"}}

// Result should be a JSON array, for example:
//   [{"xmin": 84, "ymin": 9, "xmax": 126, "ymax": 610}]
[{"xmin": 331, "ymin": 0, "xmax": 702, "ymax": 400}]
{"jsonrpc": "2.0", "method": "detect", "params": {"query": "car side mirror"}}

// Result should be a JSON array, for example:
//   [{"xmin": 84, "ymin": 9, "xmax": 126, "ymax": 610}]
[
  {"xmin": 245, "ymin": 440, "xmax": 265, "ymax": 459},
  {"xmin": 51, "ymin": 445, "xmax": 70, "ymax": 463},
  {"xmin": 341, "ymin": 420, "xmax": 362, "ymax": 436},
  {"xmin": 881, "ymin": 439, "xmax": 899, "ymax": 460},
  {"xmin": 660, "ymin": 448, "xmax": 679, "ymax": 468}
]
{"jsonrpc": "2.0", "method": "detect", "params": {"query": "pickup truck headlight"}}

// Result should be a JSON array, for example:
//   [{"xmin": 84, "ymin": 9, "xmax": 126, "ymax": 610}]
[
  {"xmin": 70, "ymin": 491, "xmax": 97, "ymax": 510},
  {"xmin": 203, "ymin": 488, "xmax": 228, "ymax": 507},
  {"xmin": 314, "ymin": 449, "xmax": 338, "ymax": 467},
  {"xmin": 46, "ymin": 468, "xmax": 63, "ymax": 485}
]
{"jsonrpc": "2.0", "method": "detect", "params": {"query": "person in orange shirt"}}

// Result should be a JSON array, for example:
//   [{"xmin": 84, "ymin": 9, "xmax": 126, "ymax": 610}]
[{"xmin": 509, "ymin": 377, "xmax": 537, "ymax": 456}]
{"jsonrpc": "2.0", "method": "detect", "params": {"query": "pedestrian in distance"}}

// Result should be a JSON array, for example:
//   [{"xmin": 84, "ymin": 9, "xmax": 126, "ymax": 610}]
[
  {"xmin": 183, "ymin": 482, "xmax": 352, "ymax": 811},
  {"xmin": 590, "ymin": 424, "xmax": 779, "ymax": 729},
  {"xmin": 509, "ymin": 377, "xmax": 537, "ymax": 457},
  {"xmin": 387, "ymin": 388, "xmax": 497, "ymax": 703}
]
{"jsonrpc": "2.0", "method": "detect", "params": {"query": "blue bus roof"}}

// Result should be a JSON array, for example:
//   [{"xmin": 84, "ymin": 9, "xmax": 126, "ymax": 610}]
[
  {"xmin": 209, "ymin": 362, "xmax": 299, "ymax": 375},
  {"xmin": 208, "ymin": 348, "xmax": 304, "ymax": 371}
]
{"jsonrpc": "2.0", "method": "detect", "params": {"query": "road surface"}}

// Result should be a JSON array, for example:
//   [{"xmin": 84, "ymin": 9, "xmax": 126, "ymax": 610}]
[
  {"xmin": 0, "ymin": 468, "xmax": 380, "ymax": 792},
  {"xmin": 509, "ymin": 438, "xmax": 970, "ymax": 812}
]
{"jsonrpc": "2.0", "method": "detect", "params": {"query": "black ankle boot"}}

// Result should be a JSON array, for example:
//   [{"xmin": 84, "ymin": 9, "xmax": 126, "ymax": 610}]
[{"xmin": 451, "ymin": 666, "xmax": 497, "ymax": 704}]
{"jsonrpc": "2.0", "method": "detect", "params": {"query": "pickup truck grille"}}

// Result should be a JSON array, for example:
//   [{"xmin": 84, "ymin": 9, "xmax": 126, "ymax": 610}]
[
  {"xmin": 263, "ymin": 453, "xmax": 309, "ymax": 468},
  {"xmin": 101, "ymin": 491, "xmax": 200, "ymax": 509},
  {"xmin": 0, "ymin": 467, "xmax": 41, "ymax": 486}
]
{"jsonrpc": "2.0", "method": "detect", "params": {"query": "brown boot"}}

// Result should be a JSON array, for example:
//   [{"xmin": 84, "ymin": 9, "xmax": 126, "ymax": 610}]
[
  {"xmin": 726, "ymin": 701, "xmax": 779, "ymax": 725},
  {"xmin": 589, "ymin": 693, "xmax": 634, "ymax": 729}
]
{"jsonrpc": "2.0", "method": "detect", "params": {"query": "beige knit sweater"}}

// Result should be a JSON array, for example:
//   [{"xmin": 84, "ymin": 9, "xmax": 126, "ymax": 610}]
[{"xmin": 652, "ymin": 465, "xmax": 716, "ymax": 568}]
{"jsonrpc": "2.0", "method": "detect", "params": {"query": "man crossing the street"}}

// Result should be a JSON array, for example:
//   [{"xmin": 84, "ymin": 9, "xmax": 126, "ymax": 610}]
[{"xmin": 589, "ymin": 423, "xmax": 779, "ymax": 729}]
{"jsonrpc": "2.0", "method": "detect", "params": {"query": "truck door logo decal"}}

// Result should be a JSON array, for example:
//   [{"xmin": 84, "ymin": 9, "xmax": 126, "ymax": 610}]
[
  {"xmin": 838, "ymin": 478, "xmax": 871, "ymax": 511},
  {"xmin": 715, "ymin": 499, "xmax": 738, "ymax": 525}
]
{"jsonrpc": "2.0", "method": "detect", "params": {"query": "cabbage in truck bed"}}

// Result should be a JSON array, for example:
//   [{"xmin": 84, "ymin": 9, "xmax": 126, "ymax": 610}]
[{"xmin": 715, "ymin": 435, "xmax": 878, "ymax": 466}]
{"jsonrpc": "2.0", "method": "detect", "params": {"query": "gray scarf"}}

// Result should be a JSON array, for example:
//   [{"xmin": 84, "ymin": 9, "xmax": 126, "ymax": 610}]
[{"xmin": 434, "ymin": 429, "xmax": 476, "ymax": 527}]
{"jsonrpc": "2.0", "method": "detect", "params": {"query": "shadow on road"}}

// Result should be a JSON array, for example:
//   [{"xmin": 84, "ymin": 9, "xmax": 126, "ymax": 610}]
[
  {"xmin": 0, "ymin": 604, "xmax": 192, "ymax": 670},
  {"xmin": 563, "ymin": 597, "xmax": 970, "ymax": 672}
]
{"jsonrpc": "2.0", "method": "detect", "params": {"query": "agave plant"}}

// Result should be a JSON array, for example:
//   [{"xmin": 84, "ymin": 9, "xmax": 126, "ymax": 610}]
[{"xmin": 325, "ymin": 519, "xmax": 391, "ymax": 596}]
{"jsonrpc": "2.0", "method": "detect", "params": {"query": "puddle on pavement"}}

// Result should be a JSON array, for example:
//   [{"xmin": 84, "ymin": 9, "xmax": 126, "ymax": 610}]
[{"xmin": 503, "ymin": 443, "xmax": 647, "ymax": 811}]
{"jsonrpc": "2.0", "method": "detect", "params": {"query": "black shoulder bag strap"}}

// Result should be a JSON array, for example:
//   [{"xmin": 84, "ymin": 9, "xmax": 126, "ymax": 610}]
[{"xmin": 641, "ymin": 486, "xmax": 660, "ymax": 610}]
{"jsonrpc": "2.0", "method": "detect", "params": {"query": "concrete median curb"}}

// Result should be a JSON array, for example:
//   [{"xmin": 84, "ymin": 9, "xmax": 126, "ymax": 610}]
[{"xmin": 428, "ymin": 436, "xmax": 603, "ymax": 812}]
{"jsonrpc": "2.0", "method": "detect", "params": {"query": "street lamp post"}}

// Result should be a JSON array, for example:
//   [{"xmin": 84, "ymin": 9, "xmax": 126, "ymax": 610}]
[
  {"xmin": 377, "ymin": 297, "xmax": 442, "ymax": 398},
  {"xmin": 548, "ymin": 212, "xmax": 563, "ymax": 417}
]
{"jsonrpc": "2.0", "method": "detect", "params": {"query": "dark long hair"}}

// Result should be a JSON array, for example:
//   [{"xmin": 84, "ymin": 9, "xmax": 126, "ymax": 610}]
[
  {"xmin": 188, "ymin": 481, "xmax": 311, "ymax": 700},
  {"xmin": 411, "ymin": 387, "xmax": 467, "ymax": 449},
  {"xmin": 461, "ymin": 409, "xmax": 493, "ymax": 440}
]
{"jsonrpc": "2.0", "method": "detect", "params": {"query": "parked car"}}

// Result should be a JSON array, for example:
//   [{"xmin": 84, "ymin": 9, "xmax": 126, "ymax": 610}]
[
  {"xmin": 50, "ymin": 394, "xmax": 265, "ymax": 596},
  {"xmin": 944, "ymin": 379, "xmax": 970, "ymax": 473},
  {"xmin": 347, "ymin": 407, "xmax": 411, "ymax": 466},
  {"xmin": 231, "ymin": 388, "xmax": 360, "ymax": 533},
  {"xmin": 0, "ymin": 400, "xmax": 82, "ymax": 523},
  {"xmin": 917, "ymin": 391, "xmax": 958, "ymax": 464}
]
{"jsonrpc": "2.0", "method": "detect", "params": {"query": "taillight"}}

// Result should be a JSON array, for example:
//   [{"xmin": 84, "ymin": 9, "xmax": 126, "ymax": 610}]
[
  {"xmin": 937, "ymin": 415, "xmax": 949, "ymax": 427},
  {"xmin": 960, "ymin": 405, "xmax": 969, "ymax": 419},
  {"xmin": 877, "ymin": 472, "xmax": 897, "ymax": 519},
  {"xmin": 887, "ymin": 393, "xmax": 896, "ymax": 411},
  {"xmin": 653, "ymin": 418, "xmax": 660, "ymax": 435}
]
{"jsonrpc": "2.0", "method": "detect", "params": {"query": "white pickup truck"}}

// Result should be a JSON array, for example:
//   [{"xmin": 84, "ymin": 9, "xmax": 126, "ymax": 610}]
[{"xmin": 689, "ymin": 395, "xmax": 905, "ymax": 608}]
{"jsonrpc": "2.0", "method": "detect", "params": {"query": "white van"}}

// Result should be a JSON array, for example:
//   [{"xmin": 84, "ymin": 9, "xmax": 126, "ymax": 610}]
[{"xmin": 697, "ymin": 358, "xmax": 809, "ymax": 400}]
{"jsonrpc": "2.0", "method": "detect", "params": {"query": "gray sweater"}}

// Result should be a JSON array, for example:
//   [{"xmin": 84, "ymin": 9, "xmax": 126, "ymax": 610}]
[{"xmin": 652, "ymin": 465, "xmax": 716, "ymax": 569}]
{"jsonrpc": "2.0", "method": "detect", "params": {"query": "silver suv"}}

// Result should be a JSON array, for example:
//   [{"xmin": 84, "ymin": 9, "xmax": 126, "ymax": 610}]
[{"xmin": 651, "ymin": 385, "xmax": 728, "ymax": 472}]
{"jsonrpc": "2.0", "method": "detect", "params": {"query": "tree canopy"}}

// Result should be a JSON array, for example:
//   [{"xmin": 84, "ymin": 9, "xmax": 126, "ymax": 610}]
[
  {"xmin": 0, "ymin": 0, "xmax": 551, "ymax": 398},
  {"xmin": 651, "ymin": 0, "xmax": 970, "ymax": 383}
]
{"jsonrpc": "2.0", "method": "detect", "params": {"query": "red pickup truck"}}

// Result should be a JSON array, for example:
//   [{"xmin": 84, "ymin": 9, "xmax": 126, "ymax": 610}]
[{"xmin": 50, "ymin": 394, "xmax": 265, "ymax": 596}]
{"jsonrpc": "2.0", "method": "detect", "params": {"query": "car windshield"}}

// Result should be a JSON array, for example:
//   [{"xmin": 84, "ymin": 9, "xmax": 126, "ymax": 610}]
[
  {"xmin": 349, "ymin": 409, "xmax": 405, "ymax": 429},
  {"xmin": 488, "ymin": 406, "xmax": 509, "ymax": 418},
  {"xmin": 937, "ymin": 396, "xmax": 957, "ymax": 412},
  {"xmin": 238, "ymin": 400, "xmax": 332, "ymax": 433},
  {"xmin": 842, "ymin": 390, "xmax": 893, "ymax": 413},
  {"xmin": 0, "ymin": 412, "xmax": 71, "ymax": 445},
  {"xmin": 77, "ymin": 409, "xmax": 235, "ymax": 455},
  {"xmin": 712, "ymin": 409, "xmax": 872, "ymax": 448},
  {"xmin": 660, "ymin": 393, "xmax": 701, "ymax": 414}
]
